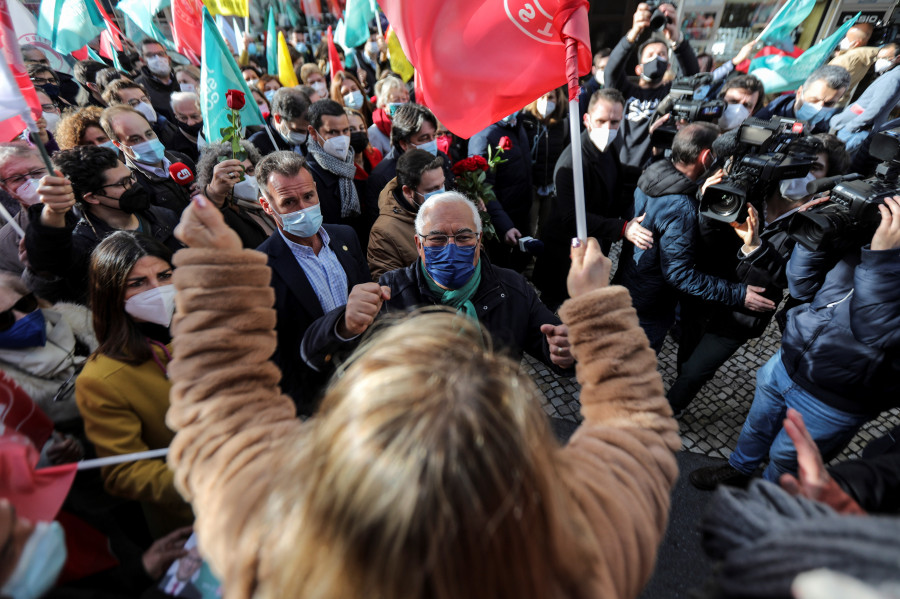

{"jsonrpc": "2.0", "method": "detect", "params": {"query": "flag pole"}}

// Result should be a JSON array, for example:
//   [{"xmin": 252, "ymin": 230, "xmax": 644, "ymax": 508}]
[
  {"xmin": 564, "ymin": 36, "xmax": 587, "ymax": 242},
  {"xmin": 0, "ymin": 203, "xmax": 24, "ymax": 237},
  {"xmin": 74, "ymin": 448, "xmax": 169, "ymax": 471},
  {"xmin": 23, "ymin": 114, "xmax": 55, "ymax": 173}
]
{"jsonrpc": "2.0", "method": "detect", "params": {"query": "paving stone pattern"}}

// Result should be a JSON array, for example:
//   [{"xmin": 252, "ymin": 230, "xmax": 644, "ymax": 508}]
[{"xmin": 526, "ymin": 242, "xmax": 900, "ymax": 461}]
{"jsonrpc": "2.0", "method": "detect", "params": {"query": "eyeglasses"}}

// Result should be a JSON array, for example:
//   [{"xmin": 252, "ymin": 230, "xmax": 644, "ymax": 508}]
[
  {"xmin": 95, "ymin": 174, "xmax": 136, "ymax": 193},
  {"xmin": 31, "ymin": 76, "xmax": 57, "ymax": 86},
  {"xmin": 418, "ymin": 232, "xmax": 480, "ymax": 247},
  {"xmin": 1, "ymin": 168, "xmax": 48, "ymax": 188},
  {"xmin": 0, "ymin": 293, "xmax": 38, "ymax": 332},
  {"xmin": 41, "ymin": 102, "xmax": 60, "ymax": 113}
]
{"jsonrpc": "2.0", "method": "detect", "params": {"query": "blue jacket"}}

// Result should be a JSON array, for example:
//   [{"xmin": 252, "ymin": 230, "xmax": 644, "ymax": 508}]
[
  {"xmin": 781, "ymin": 243, "xmax": 900, "ymax": 415},
  {"xmin": 754, "ymin": 94, "xmax": 833, "ymax": 134},
  {"xmin": 615, "ymin": 160, "xmax": 746, "ymax": 318},
  {"xmin": 830, "ymin": 66, "xmax": 900, "ymax": 135}
]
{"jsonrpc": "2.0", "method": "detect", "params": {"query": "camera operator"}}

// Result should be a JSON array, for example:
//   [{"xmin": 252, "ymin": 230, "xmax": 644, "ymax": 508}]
[
  {"xmin": 614, "ymin": 122, "xmax": 775, "ymax": 353},
  {"xmin": 755, "ymin": 65, "xmax": 851, "ymax": 134},
  {"xmin": 604, "ymin": 2, "xmax": 700, "ymax": 197},
  {"xmin": 691, "ymin": 196, "xmax": 900, "ymax": 490},
  {"xmin": 669, "ymin": 134, "xmax": 849, "ymax": 415},
  {"xmin": 717, "ymin": 74, "xmax": 766, "ymax": 131}
]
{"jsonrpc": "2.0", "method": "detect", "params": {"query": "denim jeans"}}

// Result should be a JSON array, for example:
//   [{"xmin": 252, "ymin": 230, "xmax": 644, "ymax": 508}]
[{"xmin": 728, "ymin": 350, "xmax": 871, "ymax": 481}]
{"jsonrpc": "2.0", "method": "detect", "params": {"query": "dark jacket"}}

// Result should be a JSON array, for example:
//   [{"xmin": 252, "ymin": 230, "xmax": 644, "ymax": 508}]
[
  {"xmin": 604, "ymin": 36, "xmax": 699, "ymax": 171},
  {"xmin": 754, "ymin": 94, "xmax": 832, "ymax": 134},
  {"xmin": 24, "ymin": 203, "xmax": 181, "ymax": 303},
  {"xmin": 520, "ymin": 112, "xmax": 569, "ymax": 189},
  {"xmin": 468, "ymin": 120, "xmax": 533, "ymax": 235},
  {"xmin": 155, "ymin": 116, "xmax": 199, "ymax": 163},
  {"xmin": 615, "ymin": 160, "xmax": 746, "ymax": 318},
  {"xmin": 365, "ymin": 148, "xmax": 455, "ymax": 228},
  {"xmin": 830, "ymin": 432, "xmax": 900, "ymax": 514},
  {"xmin": 248, "ymin": 127, "xmax": 298, "ymax": 157},
  {"xmin": 781, "ymin": 243, "xmax": 900, "ymax": 415},
  {"xmin": 305, "ymin": 151, "xmax": 370, "ymax": 248},
  {"xmin": 256, "ymin": 224, "xmax": 370, "ymax": 415},
  {"xmin": 300, "ymin": 256, "xmax": 570, "ymax": 376},
  {"xmin": 129, "ymin": 151, "xmax": 195, "ymax": 215},
  {"xmin": 134, "ymin": 68, "xmax": 179, "ymax": 122}
]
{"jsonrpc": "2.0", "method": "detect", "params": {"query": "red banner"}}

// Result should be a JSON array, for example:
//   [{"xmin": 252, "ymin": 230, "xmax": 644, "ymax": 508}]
[
  {"xmin": 326, "ymin": 25, "xmax": 342, "ymax": 76},
  {"xmin": 172, "ymin": 0, "xmax": 203, "ymax": 65},
  {"xmin": 0, "ymin": 0, "xmax": 42, "ymax": 141},
  {"xmin": 378, "ymin": 0, "xmax": 591, "ymax": 138}
]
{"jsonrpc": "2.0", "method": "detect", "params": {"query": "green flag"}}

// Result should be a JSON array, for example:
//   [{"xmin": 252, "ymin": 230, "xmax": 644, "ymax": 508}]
[
  {"xmin": 342, "ymin": 0, "xmax": 374, "ymax": 49},
  {"xmin": 751, "ymin": 14, "xmax": 861, "ymax": 93},
  {"xmin": 37, "ymin": 0, "xmax": 105, "ymax": 54},
  {"xmin": 200, "ymin": 6, "xmax": 265, "ymax": 143},
  {"xmin": 757, "ymin": 0, "xmax": 817, "ymax": 48},
  {"xmin": 116, "ymin": 0, "xmax": 176, "ymax": 51},
  {"xmin": 266, "ymin": 6, "xmax": 277, "ymax": 75}
]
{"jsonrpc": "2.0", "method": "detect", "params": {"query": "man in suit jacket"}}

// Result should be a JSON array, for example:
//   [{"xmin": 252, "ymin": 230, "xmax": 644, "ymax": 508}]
[{"xmin": 255, "ymin": 151, "xmax": 385, "ymax": 415}]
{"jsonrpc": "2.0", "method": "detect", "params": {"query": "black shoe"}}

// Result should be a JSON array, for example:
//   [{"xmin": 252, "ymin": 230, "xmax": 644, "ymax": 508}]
[{"xmin": 689, "ymin": 463, "xmax": 752, "ymax": 491}]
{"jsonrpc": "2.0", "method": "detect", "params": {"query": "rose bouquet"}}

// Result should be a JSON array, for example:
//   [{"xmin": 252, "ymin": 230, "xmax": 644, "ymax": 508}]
[{"xmin": 451, "ymin": 140, "xmax": 509, "ymax": 242}]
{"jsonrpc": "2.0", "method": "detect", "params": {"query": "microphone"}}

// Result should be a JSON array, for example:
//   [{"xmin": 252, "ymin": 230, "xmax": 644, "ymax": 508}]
[
  {"xmin": 168, "ymin": 162, "xmax": 194, "ymax": 186},
  {"xmin": 711, "ymin": 128, "xmax": 742, "ymax": 168},
  {"xmin": 806, "ymin": 173, "xmax": 862, "ymax": 195},
  {"xmin": 517, "ymin": 236, "xmax": 545, "ymax": 256}
]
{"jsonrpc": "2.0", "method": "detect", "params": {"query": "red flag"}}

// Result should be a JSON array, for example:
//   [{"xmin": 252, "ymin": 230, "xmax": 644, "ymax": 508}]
[
  {"xmin": 92, "ymin": 0, "xmax": 123, "ymax": 51},
  {"xmin": 0, "ymin": 374, "xmax": 54, "ymax": 449},
  {"xmin": 378, "ymin": 0, "xmax": 591, "ymax": 138},
  {"xmin": 326, "ymin": 0, "xmax": 342, "ymax": 20},
  {"xmin": 300, "ymin": 0, "xmax": 321, "ymax": 20},
  {"xmin": 172, "ymin": 0, "xmax": 203, "ymax": 66},
  {"xmin": 326, "ymin": 25, "xmax": 343, "ymax": 78},
  {"xmin": 414, "ymin": 69, "xmax": 426, "ymax": 107},
  {"xmin": 0, "ymin": 0, "xmax": 43, "ymax": 141},
  {"xmin": 72, "ymin": 46, "xmax": 89, "ymax": 60}
]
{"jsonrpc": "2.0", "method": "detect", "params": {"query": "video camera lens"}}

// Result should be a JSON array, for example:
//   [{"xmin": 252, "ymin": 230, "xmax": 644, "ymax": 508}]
[
  {"xmin": 709, "ymin": 194, "xmax": 742, "ymax": 218},
  {"xmin": 650, "ymin": 8, "xmax": 673, "ymax": 30}
]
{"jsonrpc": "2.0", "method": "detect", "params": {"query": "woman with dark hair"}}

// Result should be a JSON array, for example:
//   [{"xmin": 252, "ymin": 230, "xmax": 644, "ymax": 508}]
[
  {"xmin": 75, "ymin": 231, "xmax": 192, "ymax": 537},
  {"xmin": 330, "ymin": 71, "xmax": 374, "ymax": 126},
  {"xmin": 521, "ymin": 86, "xmax": 570, "ymax": 235}
]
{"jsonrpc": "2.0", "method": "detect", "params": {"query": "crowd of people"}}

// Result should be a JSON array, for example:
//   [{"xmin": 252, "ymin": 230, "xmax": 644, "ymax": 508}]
[{"xmin": 1, "ymin": 1, "xmax": 899, "ymax": 597}]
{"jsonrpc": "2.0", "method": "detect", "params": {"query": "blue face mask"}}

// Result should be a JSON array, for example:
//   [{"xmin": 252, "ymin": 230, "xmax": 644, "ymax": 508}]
[
  {"xmin": 423, "ymin": 242, "xmax": 477, "ymax": 289},
  {"xmin": 276, "ymin": 203, "xmax": 322, "ymax": 238},
  {"xmin": 99, "ymin": 140, "xmax": 119, "ymax": 153},
  {"xmin": 264, "ymin": 89, "xmax": 276, "ymax": 101},
  {"xmin": 0, "ymin": 310, "xmax": 47, "ymax": 349},
  {"xmin": 247, "ymin": 42, "xmax": 258, "ymax": 56},
  {"xmin": 795, "ymin": 101, "xmax": 838, "ymax": 129},
  {"xmin": 128, "ymin": 138, "xmax": 166, "ymax": 165},
  {"xmin": 415, "ymin": 139, "xmax": 438, "ymax": 156},
  {"xmin": 0, "ymin": 521, "xmax": 67, "ymax": 599},
  {"xmin": 420, "ymin": 187, "xmax": 445, "ymax": 203},
  {"xmin": 387, "ymin": 102, "xmax": 405, "ymax": 117}
]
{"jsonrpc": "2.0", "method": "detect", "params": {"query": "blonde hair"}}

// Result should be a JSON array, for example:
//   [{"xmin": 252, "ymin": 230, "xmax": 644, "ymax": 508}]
[
  {"xmin": 259, "ymin": 310, "xmax": 597, "ymax": 599},
  {"xmin": 374, "ymin": 75, "xmax": 406, "ymax": 109}
]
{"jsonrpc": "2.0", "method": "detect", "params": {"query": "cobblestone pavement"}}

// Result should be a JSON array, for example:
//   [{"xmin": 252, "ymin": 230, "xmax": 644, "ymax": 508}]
[{"xmin": 526, "ymin": 242, "xmax": 900, "ymax": 461}]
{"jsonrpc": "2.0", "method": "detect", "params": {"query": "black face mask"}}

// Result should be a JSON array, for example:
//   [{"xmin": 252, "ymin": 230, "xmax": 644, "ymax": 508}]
[
  {"xmin": 350, "ymin": 131, "xmax": 369, "ymax": 153},
  {"xmin": 40, "ymin": 83, "xmax": 60, "ymax": 98},
  {"xmin": 178, "ymin": 120, "xmax": 203, "ymax": 136},
  {"xmin": 115, "ymin": 185, "xmax": 151, "ymax": 214},
  {"xmin": 641, "ymin": 57, "xmax": 668, "ymax": 82}
]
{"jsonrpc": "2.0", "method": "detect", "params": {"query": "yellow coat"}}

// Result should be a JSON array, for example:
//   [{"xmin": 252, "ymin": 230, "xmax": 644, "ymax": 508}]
[{"xmin": 76, "ymin": 344, "xmax": 193, "ymax": 536}]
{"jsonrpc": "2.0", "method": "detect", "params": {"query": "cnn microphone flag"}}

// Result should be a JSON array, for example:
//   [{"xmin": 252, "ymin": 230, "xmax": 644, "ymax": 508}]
[{"xmin": 378, "ymin": 0, "xmax": 591, "ymax": 138}]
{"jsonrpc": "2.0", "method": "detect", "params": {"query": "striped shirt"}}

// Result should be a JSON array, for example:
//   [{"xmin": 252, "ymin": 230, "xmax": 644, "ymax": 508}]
[{"xmin": 278, "ymin": 228, "xmax": 349, "ymax": 313}]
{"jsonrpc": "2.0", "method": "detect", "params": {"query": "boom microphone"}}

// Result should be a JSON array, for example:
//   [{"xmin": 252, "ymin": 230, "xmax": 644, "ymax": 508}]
[{"xmin": 168, "ymin": 162, "xmax": 194, "ymax": 186}]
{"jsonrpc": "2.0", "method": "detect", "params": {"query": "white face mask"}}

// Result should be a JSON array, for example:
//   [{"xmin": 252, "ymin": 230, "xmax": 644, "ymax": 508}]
[
  {"xmin": 246, "ymin": 78, "xmax": 259, "ymax": 88},
  {"xmin": 595, "ymin": 69, "xmax": 604, "ymax": 86},
  {"xmin": 875, "ymin": 58, "xmax": 894, "ymax": 74},
  {"xmin": 779, "ymin": 173, "xmax": 816, "ymax": 201},
  {"xmin": 42, "ymin": 111, "xmax": 60, "ymax": 134},
  {"xmin": 232, "ymin": 174, "xmax": 259, "ymax": 201},
  {"xmin": 588, "ymin": 126, "xmax": 617, "ymax": 152},
  {"xmin": 134, "ymin": 101, "xmax": 157, "ymax": 124},
  {"xmin": 145, "ymin": 55, "xmax": 170, "ymax": 76},
  {"xmin": 366, "ymin": 41, "xmax": 379, "ymax": 55},
  {"xmin": 321, "ymin": 134, "xmax": 351, "ymax": 160},
  {"xmin": 838, "ymin": 38, "xmax": 853, "ymax": 52},
  {"xmin": 311, "ymin": 81, "xmax": 327, "ymax": 94},
  {"xmin": 343, "ymin": 90, "xmax": 364, "ymax": 109},
  {"xmin": 179, "ymin": 82, "xmax": 195, "ymax": 92},
  {"xmin": 718, "ymin": 102, "xmax": 751, "ymax": 131},
  {"xmin": 14, "ymin": 178, "xmax": 41, "ymax": 206},
  {"xmin": 536, "ymin": 96, "xmax": 556, "ymax": 118},
  {"xmin": 124, "ymin": 284, "xmax": 176, "ymax": 327}
]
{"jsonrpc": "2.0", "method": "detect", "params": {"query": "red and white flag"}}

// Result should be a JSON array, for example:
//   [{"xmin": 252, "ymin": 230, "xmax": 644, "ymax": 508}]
[
  {"xmin": 0, "ymin": 0, "xmax": 42, "ymax": 142},
  {"xmin": 379, "ymin": 0, "xmax": 591, "ymax": 138},
  {"xmin": 172, "ymin": 0, "xmax": 203, "ymax": 65}
]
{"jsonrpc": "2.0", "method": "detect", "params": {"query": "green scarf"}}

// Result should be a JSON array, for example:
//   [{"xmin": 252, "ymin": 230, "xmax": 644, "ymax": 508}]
[{"xmin": 421, "ymin": 260, "xmax": 482, "ymax": 321}]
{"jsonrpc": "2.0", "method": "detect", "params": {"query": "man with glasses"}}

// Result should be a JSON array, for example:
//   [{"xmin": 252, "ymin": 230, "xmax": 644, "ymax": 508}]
[
  {"xmin": 24, "ymin": 145, "xmax": 181, "ymax": 303},
  {"xmin": 253, "ymin": 150, "xmax": 373, "ymax": 415},
  {"xmin": 302, "ymin": 192, "xmax": 574, "ymax": 380},
  {"xmin": 0, "ymin": 144, "xmax": 49, "ymax": 277},
  {"xmin": 100, "ymin": 105, "xmax": 196, "ymax": 214},
  {"xmin": 102, "ymin": 80, "xmax": 198, "ymax": 161},
  {"xmin": 21, "ymin": 45, "xmax": 80, "ymax": 107},
  {"xmin": 134, "ymin": 39, "xmax": 179, "ymax": 122}
]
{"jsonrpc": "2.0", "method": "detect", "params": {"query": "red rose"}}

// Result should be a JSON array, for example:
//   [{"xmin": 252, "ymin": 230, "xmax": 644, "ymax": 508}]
[
  {"xmin": 226, "ymin": 89, "xmax": 245, "ymax": 110},
  {"xmin": 472, "ymin": 155, "xmax": 489, "ymax": 171},
  {"xmin": 498, "ymin": 136, "xmax": 512, "ymax": 151}
]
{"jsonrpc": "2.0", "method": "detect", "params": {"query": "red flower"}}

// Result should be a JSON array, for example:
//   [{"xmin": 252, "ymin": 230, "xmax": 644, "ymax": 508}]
[
  {"xmin": 452, "ymin": 155, "xmax": 489, "ymax": 175},
  {"xmin": 498, "ymin": 136, "xmax": 512, "ymax": 151},
  {"xmin": 226, "ymin": 89, "xmax": 245, "ymax": 110}
]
